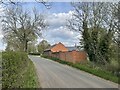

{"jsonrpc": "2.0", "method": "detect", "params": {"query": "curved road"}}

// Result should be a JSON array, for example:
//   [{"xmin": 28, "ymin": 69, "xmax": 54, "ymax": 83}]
[{"xmin": 29, "ymin": 55, "xmax": 118, "ymax": 88}]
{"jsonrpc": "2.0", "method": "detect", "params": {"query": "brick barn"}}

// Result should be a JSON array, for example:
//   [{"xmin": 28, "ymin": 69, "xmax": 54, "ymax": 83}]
[
  {"xmin": 44, "ymin": 42, "xmax": 68, "ymax": 56},
  {"xmin": 44, "ymin": 42, "xmax": 87, "ymax": 63}
]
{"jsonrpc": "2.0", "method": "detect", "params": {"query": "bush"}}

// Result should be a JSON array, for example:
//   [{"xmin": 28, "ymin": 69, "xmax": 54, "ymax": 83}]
[
  {"xmin": 108, "ymin": 60, "xmax": 119, "ymax": 71},
  {"xmin": 2, "ymin": 51, "xmax": 39, "ymax": 88}
]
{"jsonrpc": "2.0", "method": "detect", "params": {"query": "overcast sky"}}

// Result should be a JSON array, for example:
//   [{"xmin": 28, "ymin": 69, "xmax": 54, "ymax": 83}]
[{"xmin": 0, "ymin": 2, "xmax": 81, "ymax": 50}]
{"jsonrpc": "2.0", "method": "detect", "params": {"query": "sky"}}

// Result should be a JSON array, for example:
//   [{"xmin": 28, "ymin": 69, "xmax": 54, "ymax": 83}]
[
  {"xmin": 0, "ymin": 4, "xmax": 5, "ymax": 51},
  {"xmin": 0, "ymin": 2, "xmax": 81, "ymax": 50}
]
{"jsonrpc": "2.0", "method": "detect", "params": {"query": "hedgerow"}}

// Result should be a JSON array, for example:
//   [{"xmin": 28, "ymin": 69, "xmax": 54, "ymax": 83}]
[{"xmin": 2, "ymin": 51, "xmax": 39, "ymax": 88}]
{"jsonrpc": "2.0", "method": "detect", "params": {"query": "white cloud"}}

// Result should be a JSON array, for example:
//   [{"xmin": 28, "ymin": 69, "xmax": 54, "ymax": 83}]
[
  {"xmin": 0, "ymin": 4, "xmax": 5, "ymax": 17},
  {"xmin": 0, "ymin": 33, "xmax": 3, "ymax": 39},
  {"xmin": 47, "ymin": 10, "xmax": 74, "ymax": 29},
  {"xmin": 0, "ymin": 5, "xmax": 4, "ymax": 12},
  {"xmin": 42, "ymin": 26, "xmax": 80, "ymax": 46},
  {"xmin": 40, "ymin": 10, "xmax": 81, "ymax": 46}
]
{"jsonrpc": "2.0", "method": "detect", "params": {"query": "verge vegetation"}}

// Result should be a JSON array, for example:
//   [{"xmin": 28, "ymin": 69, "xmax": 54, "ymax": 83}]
[{"xmin": 2, "ymin": 51, "xmax": 39, "ymax": 88}]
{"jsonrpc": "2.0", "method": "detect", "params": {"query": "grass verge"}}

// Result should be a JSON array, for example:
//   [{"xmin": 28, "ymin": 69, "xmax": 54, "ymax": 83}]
[
  {"xmin": 42, "ymin": 55, "xmax": 119, "ymax": 84},
  {"xmin": 2, "ymin": 51, "xmax": 39, "ymax": 88}
]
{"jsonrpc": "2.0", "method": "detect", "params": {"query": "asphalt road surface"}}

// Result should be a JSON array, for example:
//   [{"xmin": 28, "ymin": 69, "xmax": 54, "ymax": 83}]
[{"xmin": 29, "ymin": 55, "xmax": 118, "ymax": 88}]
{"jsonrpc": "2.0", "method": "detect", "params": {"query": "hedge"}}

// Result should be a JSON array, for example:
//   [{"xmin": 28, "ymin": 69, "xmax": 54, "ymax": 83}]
[{"xmin": 2, "ymin": 51, "xmax": 39, "ymax": 88}]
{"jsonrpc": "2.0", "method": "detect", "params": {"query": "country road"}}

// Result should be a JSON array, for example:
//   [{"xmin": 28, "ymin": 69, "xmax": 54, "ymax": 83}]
[{"xmin": 29, "ymin": 55, "xmax": 118, "ymax": 88}]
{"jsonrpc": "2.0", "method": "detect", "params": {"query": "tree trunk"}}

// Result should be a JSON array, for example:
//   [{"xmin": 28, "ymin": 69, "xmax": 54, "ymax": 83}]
[{"xmin": 25, "ymin": 40, "xmax": 28, "ymax": 53}]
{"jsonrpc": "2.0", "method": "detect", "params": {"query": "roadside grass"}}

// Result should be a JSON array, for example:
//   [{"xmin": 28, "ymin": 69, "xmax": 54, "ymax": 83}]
[
  {"xmin": 42, "ymin": 55, "xmax": 119, "ymax": 84},
  {"xmin": 2, "ymin": 51, "xmax": 39, "ymax": 88}
]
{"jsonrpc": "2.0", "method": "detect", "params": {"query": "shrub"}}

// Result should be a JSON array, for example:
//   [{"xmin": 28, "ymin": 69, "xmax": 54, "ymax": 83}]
[{"xmin": 2, "ymin": 51, "xmax": 39, "ymax": 88}]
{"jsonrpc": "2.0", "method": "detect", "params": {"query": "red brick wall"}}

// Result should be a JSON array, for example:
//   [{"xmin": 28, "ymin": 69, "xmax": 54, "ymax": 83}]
[
  {"xmin": 49, "ymin": 50, "xmax": 87, "ymax": 63},
  {"xmin": 59, "ymin": 52, "xmax": 66, "ymax": 61}
]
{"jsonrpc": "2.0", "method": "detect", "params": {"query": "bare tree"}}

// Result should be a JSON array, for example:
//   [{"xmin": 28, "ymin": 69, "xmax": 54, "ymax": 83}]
[
  {"xmin": 0, "ymin": 0, "xmax": 17, "ymax": 5},
  {"xmin": 67, "ymin": 2, "xmax": 115, "ymax": 64},
  {"xmin": 112, "ymin": 2, "xmax": 120, "ymax": 46},
  {"xmin": 35, "ymin": 0, "xmax": 51, "ymax": 9},
  {"xmin": 0, "ymin": 0, "xmax": 51, "ymax": 8},
  {"xmin": 2, "ymin": 5, "xmax": 48, "ymax": 52},
  {"xmin": 111, "ymin": 2, "xmax": 120, "ymax": 70}
]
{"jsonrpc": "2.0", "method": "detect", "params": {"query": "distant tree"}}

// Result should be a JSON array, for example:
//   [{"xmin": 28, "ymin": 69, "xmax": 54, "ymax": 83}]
[
  {"xmin": 37, "ymin": 40, "xmax": 50, "ymax": 54},
  {"xmin": 2, "ymin": 6, "xmax": 48, "ymax": 52},
  {"xmin": 28, "ymin": 41, "xmax": 37, "ymax": 53}
]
